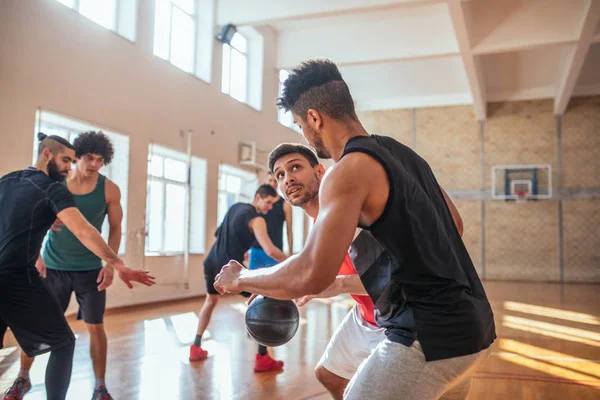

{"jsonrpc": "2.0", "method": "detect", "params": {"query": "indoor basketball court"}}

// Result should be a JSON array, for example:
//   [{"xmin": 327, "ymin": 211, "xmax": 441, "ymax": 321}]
[{"xmin": 0, "ymin": 0, "xmax": 599, "ymax": 399}]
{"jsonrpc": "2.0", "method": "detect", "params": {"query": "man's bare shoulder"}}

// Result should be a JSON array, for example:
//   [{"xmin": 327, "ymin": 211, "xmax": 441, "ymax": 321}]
[{"xmin": 322, "ymin": 152, "xmax": 383, "ymax": 189}]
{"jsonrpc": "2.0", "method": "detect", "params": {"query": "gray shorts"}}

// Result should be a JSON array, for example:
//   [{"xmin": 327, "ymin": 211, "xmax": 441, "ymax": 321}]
[{"xmin": 344, "ymin": 339, "xmax": 492, "ymax": 400}]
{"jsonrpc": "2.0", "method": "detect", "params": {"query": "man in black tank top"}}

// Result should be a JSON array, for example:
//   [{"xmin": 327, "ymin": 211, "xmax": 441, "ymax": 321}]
[
  {"xmin": 214, "ymin": 59, "xmax": 496, "ymax": 399},
  {"xmin": 248, "ymin": 173, "xmax": 293, "ymax": 270},
  {"xmin": 189, "ymin": 184, "xmax": 289, "ymax": 373}
]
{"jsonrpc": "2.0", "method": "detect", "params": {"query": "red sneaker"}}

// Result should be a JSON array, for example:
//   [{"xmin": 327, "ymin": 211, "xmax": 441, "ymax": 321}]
[
  {"xmin": 254, "ymin": 353, "xmax": 284, "ymax": 372},
  {"xmin": 3, "ymin": 377, "xmax": 31, "ymax": 400},
  {"xmin": 189, "ymin": 345, "xmax": 208, "ymax": 361}
]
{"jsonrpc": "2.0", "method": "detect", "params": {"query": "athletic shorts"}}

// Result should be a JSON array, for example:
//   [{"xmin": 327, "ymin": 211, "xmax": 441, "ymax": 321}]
[
  {"xmin": 0, "ymin": 268, "xmax": 75, "ymax": 358},
  {"xmin": 45, "ymin": 268, "xmax": 106, "ymax": 324},
  {"xmin": 248, "ymin": 248, "xmax": 278, "ymax": 270},
  {"xmin": 203, "ymin": 261, "xmax": 221, "ymax": 295},
  {"xmin": 318, "ymin": 304, "xmax": 386, "ymax": 380}
]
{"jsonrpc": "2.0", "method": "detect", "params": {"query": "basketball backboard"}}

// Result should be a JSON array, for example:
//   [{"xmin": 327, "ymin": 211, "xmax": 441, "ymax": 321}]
[{"xmin": 491, "ymin": 164, "xmax": 552, "ymax": 201}]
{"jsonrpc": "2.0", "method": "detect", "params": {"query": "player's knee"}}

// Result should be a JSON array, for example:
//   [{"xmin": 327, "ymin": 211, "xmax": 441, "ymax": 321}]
[
  {"xmin": 315, "ymin": 365, "xmax": 341, "ymax": 388},
  {"xmin": 205, "ymin": 294, "xmax": 220, "ymax": 307},
  {"xmin": 86, "ymin": 323, "xmax": 105, "ymax": 336}
]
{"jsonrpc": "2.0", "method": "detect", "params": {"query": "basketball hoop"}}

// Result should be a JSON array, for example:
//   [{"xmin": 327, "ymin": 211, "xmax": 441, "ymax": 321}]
[{"xmin": 514, "ymin": 190, "xmax": 528, "ymax": 202}]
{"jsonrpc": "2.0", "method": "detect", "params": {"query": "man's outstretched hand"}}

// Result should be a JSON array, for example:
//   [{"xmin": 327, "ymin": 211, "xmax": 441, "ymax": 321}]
[{"xmin": 108, "ymin": 260, "xmax": 156, "ymax": 289}]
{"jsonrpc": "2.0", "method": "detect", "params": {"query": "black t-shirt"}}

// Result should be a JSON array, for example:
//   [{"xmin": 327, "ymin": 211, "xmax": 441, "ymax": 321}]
[
  {"xmin": 204, "ymin": 203, "xmax": 262, "ymax": 274},
  {"xmin": 0, "ymin": 167, "xmax": 76, "ymax": 272},
  {"xmin": 342, "ymin": 135, "xmax": 496, "ymax": 362},
  {"xmin": 251, "ymin": 197, "xmax": 285, "ymax": 250}
]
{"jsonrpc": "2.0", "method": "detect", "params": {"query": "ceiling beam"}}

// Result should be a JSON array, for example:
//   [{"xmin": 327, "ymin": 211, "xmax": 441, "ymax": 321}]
[
  {"xmin": 554, "ymin": 0, "xmax": 600, "ymax": 115},
  {"xmin": 217, "ymin": 0, "xmax": 437, "ymax": 27},
  {"xmin": 447, "ymin": 0, "xmax": 486, "ymax": 120},
  {"xmin": 275, "ymin": 5, "xmax": 459, "ymax": 70}
]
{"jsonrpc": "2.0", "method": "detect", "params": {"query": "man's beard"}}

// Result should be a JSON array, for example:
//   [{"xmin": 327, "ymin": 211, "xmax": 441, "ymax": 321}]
[
  {"xmin": 47, "ymin": 159, "xmax": 67, "ymax": 182},
  {"xmin": 289, "ymin": 176, "xmax": 320, "ymax": 207},
  {"xmin": 307, "ymin": 128, "xmax": 331, "ymax": 159}
]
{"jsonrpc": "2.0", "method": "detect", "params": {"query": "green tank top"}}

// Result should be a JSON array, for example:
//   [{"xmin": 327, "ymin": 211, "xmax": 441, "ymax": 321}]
[{"xmin": 44, "ymin": 175, "xmax": 108, "ymax": 271}]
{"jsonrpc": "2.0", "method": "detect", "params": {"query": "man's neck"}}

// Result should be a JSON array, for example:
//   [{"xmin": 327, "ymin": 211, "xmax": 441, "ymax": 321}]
[
  {"xmin": 302, "ymin": 199, "xmax": 320, "ymax": 219},
  {"xmin": 326, "ymin": 119, "xmax": 370, "ymax": 162},
  {"xmin": 32, "ymin": 162, "xmax": 48, "ymax": 176},
  {"xmin": 71, "ymin": 168, "xmax": 98, "ymax": 185}
]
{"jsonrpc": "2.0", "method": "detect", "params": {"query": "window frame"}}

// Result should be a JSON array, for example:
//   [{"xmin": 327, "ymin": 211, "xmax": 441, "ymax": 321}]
[
  {"xmin": 153, "ymin": 0, "xmax": 199, "ymax": 74},
  {"xmin": 145, "ymin": 150, "xmax": 190, "ymax": 256},
  {"xmin": 54, "ymin": 0, "xmax": 137, "ymax": 42},
  {"xmin": 221, "ymin": 32, "xmax": 249, "ymax": 104},
  {"xmin": 277, "ymin": 69, "xmax": 302, "ymax": 134},
  {"xmin": 32, "ymin": 110, "xmax": 130, "ymax": 256},
  {"xmin": 217, "ymin": 164, "xmax": 257, "ymax": 225}
]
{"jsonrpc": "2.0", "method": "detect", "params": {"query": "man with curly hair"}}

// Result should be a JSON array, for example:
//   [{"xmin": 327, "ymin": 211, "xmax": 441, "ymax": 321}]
[
  {"xmin": 6, "ymin": 131, "xmax": 124, "ymax": 400},
  {"xmin": 214, "ymin": 59, "xmax": 496, "ymax": 400}
]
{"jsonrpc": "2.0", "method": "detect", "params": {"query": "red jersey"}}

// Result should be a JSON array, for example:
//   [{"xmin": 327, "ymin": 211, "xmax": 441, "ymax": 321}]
[{"xmin": 339, "ymin": 253, "xmax": 378, "ymax": 326}]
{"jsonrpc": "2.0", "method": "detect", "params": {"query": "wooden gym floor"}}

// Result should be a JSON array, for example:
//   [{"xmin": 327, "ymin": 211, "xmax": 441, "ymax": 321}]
[{"xmin": 0, "ymin": 281, "xmax": 598, "ymax": 399}]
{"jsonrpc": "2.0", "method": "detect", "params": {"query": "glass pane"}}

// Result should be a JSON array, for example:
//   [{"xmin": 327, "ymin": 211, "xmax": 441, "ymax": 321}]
[
  {"xmin": 147, "ymin": 181, "xmax": 164, "ymax": 252},
  {"xmin": 164, "ymin": 158, "xmax": 187, "ymax": 182},
  {"xmin": 164, "ymin": 184, "xmax": 186, "ymax": 252},
  {"xmin": 226, "ymin": 175, "xmax": 242, "ymax": 193},
  {"xmin": 279, "ymin": 69, "xmax": 289, "ymax": 83},
  {"xmin": 149, "ymin": 155, "xmax": 163, "ymax": 177},
  {"xmin": 56, "ymin": 0, "xmax": 75, "ymax": 8},
  {"xmin": 217, "ymin": 192, "xmax": 229, "ymax": 224},
  {"xmin": 153, "ymin": 0, "xmax": 171, "ymax": 60},
  {"xmin": 170, "ymin": 7, "xmax": 195, "ymax": 73},
  {"xmin": 221, "ymin": 44, "xmax": 231, "ymax": 94},
  {"xmin": 230, "ymin": 33, "xmax": 247, "ymax": 53},
  {"xmin": 172, "ymin": 0, "xmax": 195, "ymax": 14},
  {"xmin": 279, "ymin": 109, "xmax": 293, "ymax": 128},
  {"xmin": 230, "ymin": 48, "xmax": 247, "ymax": 103},
  {"xmin": 79, "ymin": 0, "xmax": 117, "ymax": 30}
]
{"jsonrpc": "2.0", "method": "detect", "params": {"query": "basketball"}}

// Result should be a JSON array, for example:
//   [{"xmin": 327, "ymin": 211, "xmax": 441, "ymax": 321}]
[{"xmin": 245, "ymin": 296, "xmax": 300, "ymax": 347}]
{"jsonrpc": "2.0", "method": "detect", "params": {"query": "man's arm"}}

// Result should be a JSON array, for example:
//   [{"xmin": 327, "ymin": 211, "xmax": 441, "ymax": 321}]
[
  {"xmin": 215, "ymin": 154, "xmax": 371, "ymax": 299},
  {"xmin": 57, "ymin": 207, "xmax": 121, "ymax": 267},
  {"xmin": 283, "ymin": 201, "xmax": 293, "ymax": 254},
  {"xmin": 106, "ymin": 179, "xmax": 123, "ymax": 253},
  {"xmin": 251, "ymin": 217, "xmax": 287, "ymax": 262},
  {"xmin": 440, "ymin": 186, "xmax": 464, "ymax": 237},
  {"xmin": 296, "ymin": 274, "xmax": 367, "ymax": 306}
]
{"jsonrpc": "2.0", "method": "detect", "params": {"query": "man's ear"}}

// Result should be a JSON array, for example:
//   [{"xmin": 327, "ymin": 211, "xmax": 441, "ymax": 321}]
[
  {"xmin": 307, "ymin": 109, "xmax": 323, "ymax": 130},
  {"xmin": 316, "ymin": 164, "xmax": 326, "ymax": 179}
]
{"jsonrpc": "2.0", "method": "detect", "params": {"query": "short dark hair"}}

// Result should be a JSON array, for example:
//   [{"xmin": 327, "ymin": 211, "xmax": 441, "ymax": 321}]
[
  {"xmin": 268, "ymin": 143, "xmax": 319, "ymax": 173},
  {"xmin": 276, "ymin": 59, "xmax": 357, "ymax": 121},
  {"xmin": 37, "ymin": 132, "xmax": 74, "ymax": 156},
  {"xmin": 255, "ymin": 184, "xmax": 278, "ymax": 198},
  {"xmin": 73, "ymin": 131, "xmax": 114, "ymax": 165}
]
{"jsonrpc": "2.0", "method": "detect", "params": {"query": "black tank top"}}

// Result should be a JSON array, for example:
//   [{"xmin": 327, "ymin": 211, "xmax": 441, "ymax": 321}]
[
  {"xmin": 251, "ymin": 197, "xmax": 285, "ymax": 250},
  {"xmin": 342, "ymin": 134, "xmax": 496, "ymax": 362},
  {"xmin": 204, "ymin": 203, "xmax": 261, "ymax": 273}
]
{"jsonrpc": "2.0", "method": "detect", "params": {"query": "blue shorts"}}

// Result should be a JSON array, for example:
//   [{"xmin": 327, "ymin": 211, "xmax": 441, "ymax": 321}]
[{"xmin": 248, "ymin": 248, "xmax": 278, "ymax": 270}]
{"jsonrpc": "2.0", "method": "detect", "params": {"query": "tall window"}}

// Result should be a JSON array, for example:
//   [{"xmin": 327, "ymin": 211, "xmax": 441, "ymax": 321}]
[
  {"xmin": 145, "ymin": 144, "xmax": 207, "ymax": 255},
  {"xmin": 282, "ymin": 206, "xmax": 306, "ymax": 254},
  {"xmin": 153, "ymin": 0, "xmax": 197, "ymax": 74},
  {"xmin": 278, "ymin": 69, "xmax": 301, "ymax": 133},
  {"xmin": 54, "ymin": 0, "xmax": 137, "ymax": 41},
  {"xmin": 221, "ymin": 32, "xmax": 248, "ymax": 103},
  {"xmin": 217, "ymin": 165, "xmax": 257, "ymax": 224},
  {"xmin": 33, "ymin": 110, "xmax": 130, "ymax": 255}
]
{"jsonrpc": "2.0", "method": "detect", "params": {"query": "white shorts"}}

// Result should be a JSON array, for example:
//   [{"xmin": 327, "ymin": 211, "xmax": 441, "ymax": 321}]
[{"xmin": 318, "ymin": 304, "xmax": 387, "ymax": 380}]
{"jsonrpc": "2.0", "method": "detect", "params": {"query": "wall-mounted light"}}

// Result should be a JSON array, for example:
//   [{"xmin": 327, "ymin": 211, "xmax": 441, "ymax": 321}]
[{"xmin": 216, "ymin": 23, "xmax": 237, "ymax": 45}]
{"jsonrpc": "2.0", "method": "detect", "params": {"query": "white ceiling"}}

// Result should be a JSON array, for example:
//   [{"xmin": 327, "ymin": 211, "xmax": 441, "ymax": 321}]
[{"xmin": 218, "ymin": 0, "xmax": 600, "ymax": 119}]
